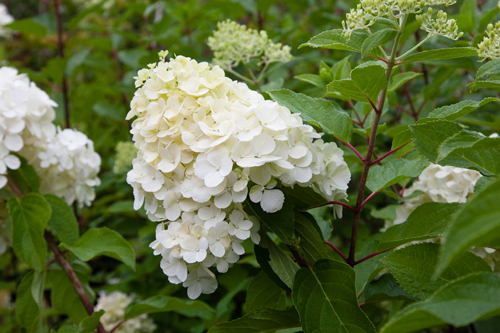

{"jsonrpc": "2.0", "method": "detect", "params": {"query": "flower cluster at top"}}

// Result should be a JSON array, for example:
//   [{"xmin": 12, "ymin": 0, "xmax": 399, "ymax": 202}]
[
  {"xmin": 207, "ymin": 20, "xmax": 292, "ymax": 69},
  {"xmin": 126, "ymin": 51, "xmax": 350, "ymax": 298},
  {"xmin": 478, "ymin": 21, "xmax": 500, "ymax": 60},
  {"xmin": 342, "ymin": 0, "xmax": 460, "ymax": 40},
  {"xmin": 0, "ymin": 67, "xmax": 101, "ymax": 208},
  {"xmin": 0, "ymin": 4, "xmax": 13, "ymax": 38},
  {"xmin": 95, "ymin": 291, "xmax": 156, "ymax": 333}
]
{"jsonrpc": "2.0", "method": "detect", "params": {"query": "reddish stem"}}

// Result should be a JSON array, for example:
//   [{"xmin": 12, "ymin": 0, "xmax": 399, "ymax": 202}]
[
  {"xmin": 353, "ymin": 247, "xmax": 395, "ymax": 266},
  {"xmin": 366, "ymin": 54, "xmax": 388, "ymax": 64},
  {"xmin": 337, "ymin": 138, "xmax": 365, "ymax": 162},
  {"xmin": 361, "ymin": 191, "xmax": 379, "ymax": 208},
  {"xmin": 370, "ymin": 141, "xmax": 411, "ymax": 165},
  {"xmin": 303, "ymin": 200, "xmax": 356, "ymax": 213},
  {"xmin": 325, "ymin": 241, "xmax": 347, "ymax": 262},
  {"xmin": 348, "ymin": 100, "xmax": 363, "ymax": 124},
  {"xmin": 395, "ymin": 104, "xmax": 414, "ymax": 116},
  {"xmin": 109, "ymin": 320, "xmax": 125, "ymax": 333}
]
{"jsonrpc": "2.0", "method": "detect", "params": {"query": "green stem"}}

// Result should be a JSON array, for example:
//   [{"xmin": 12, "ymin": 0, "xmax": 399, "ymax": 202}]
[
  {"xmin": 396, "ymin": 34, "xmax": 432, "ymax": 61},
  {"xmin": 225, "ymin": 67, "xmax": 255, "ymax": 85}
]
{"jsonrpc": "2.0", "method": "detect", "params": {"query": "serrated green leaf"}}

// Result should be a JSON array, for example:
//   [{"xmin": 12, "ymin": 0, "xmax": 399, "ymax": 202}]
[
  {"xmin": 400, "ymin": 47, "xmax": 478, "ymax": 63},
  {"xmin": 435, "ymin": 178, "xmax": 500, "ymax": 277},
  {"xmin": 382, "ymin": 243, "xmax": 491, "ymax": 299},
  {"xmin": 378, "ymin": 202, "xmax": 461, "ymax": 251},
  {"xmin": 64, "ymin": 227, "xmax": 136, "ymax": 270},
  {"xmin": 16, "ymin": 270, "xmax": 45, "ymax": 333},
  {"xmin": 254, "ymin": 244, "xmax": 290, "ymax": 292},
  {"xmin": 361, "ymin": 28, "xmax": 397, "ymax": 57},
  {"xmin": 476, "ymin": 59, "xmax": 500, "ymax": 81},
  {"xmin": 388, "ymin": 72, "xmax": 422, "ymax": 93},
  {"xmin": 391, "ymin": 128, "xmax": 413, "ymax": 157},
  {"xmin": 268, "ymin": 89, "xmax": 353, "ymax": 142},
  {"xmin": 208, "ymin": 307, "xmax": 300, "ymax": 333},
  {"xmin": 44, "ymin": 194, "xmax": 79, "ymax": 246},
  {"xmin": 364, "ymin": 273, "xmax": 419, "ymax": 303},
  {"xmin": 293, "ymin": 259, "xmax": 376, "ymax": 333},
  {"xmin": 469, "ymin": 79, "xmax": 500, "ymax": 92},
  {"xmin": 299, "ymin": 29, "xmax": 367, "ymax": 52},
  {"xmin": 295, "ymin": 74, "xmax": 325, "ymax": 87},
  {"xmin": 260, "ymin": 235, "xmax": 299, "ymax": 289},
  {"xmin": 379, "ymin": 272, "xmax": 500, "ymax": 333},
  {"xmin": 355, "ymin": 236, "xmax": 389, "ymax": 295},
  {"xmin": 124, "ymin": 295, "xmax": 213, "ymax": 319},
  {"xmin": 245, "ymin": 271, "xmax": 287, "ymax": 312},
  {"xmin": 5, "ymin": 19, "xmax": 47, "ymax": 37},
  {"xmin": 328, "ymin": 62, "xmax": 387, "ymax": 104},
  {"xmin": 8, "ymin": 194, "xmax": 50, "ymax": 271},
  {"xmin": 427, "ymin": 98, "xmax": 499, "ymax": 121},
  {"xmin": 366, "ymin": 158, "xmax": 429, "ymax": 193},
  {"xmin": 294, "ymin": 213, "xmax": 328, "ymax": 264}
]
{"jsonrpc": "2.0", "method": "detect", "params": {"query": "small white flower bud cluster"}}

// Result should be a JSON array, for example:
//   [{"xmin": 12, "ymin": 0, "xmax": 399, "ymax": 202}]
[
  {"xmin": 0, "ymin": 67, "xmax": 101, "ymax": 208},
  {"xmin": 416, "ymin": 8, "xmax": 463, "ymax": 40},
  {"xmin": 0, "ymin": 4, "xmax": 13, "ymax": 38},
  {"xmin": 126, "ymin": 51, "xmax": 350, "ymax": 298},
  {"xmin": 425, "ymin": 0, "xmax": 456, "ymax": 5},
  {"xmin": 478, "ymin": 22, "xmax": 500, "ymax": 60},
  {"xmin": 207, "ymin": 20, "xmax": 292, "ymax": 69},
  {"xmin": 95, "ymin": 291, "xmax": 156, "ymax": 333},
  {"xmin": 114, "ymin": 141, "xmax": 137, "ymax": 174}
]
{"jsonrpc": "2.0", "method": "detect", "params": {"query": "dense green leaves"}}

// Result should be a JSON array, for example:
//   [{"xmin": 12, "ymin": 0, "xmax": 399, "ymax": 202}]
[
  {"xmin": 380, "ymin": 273, "xmax": 500, "ymax": 333},
  {"xmin": 364, "ymin": 273, "xmax": 419, "ymax": 303},
  {"xmin": 281, "ymin": 186, "xmax": 328, "ymax": 211},
  {"xmin": 378, "ymin": 202, "xmax": 461, "ymax": 251},
  {"xmin": 328, "ymin": 62, "xmax": 387, "ymax": 104},
  {"xmin": 366, "ymin": 158, "xmax": 429, "ymax": 193},
  {"xmin": 476, "ymin": 59, "xmax": 500, "ymax": 80},
  {"xmin": 44, "ymin": 194, "xmax": 79, "ymax": 246},
  {"xmin": 7, "ymin": 156, "xmax": 40, "ymax": 193},
  {"xmin": 382, "ymin": 243, "xmax": 491, "ymax": 299},
  {"xmin": 245, "ymin": 271, "xmax": 287, "ymax": 311},
  {"xmin": 124, "ymin": 295, "xmax": 213, "ymax": 319},
  {"xmin": 77, "ymin": 311, "xmax": 105, "ymax": 333},
  {"xmin": 259, "ymin": 235, "xmax": 299, "ymax": 289},
  {"xmin": 427, "ymin": 98, "xmax": 498, "ymax": 121},
  {"xmin": 299, "ymin": 29, "xmax": 367, "ymax": 52},
  {"xmin": 8, "ymin": 194, "xmax": 50, "ymax": 271},
  {"xmin": 254, "ymin": 245, "xmax": 291, "ymax": 292},
  {"xmin": 16, "ymin": 270, "xmax": 45, "ymax": 333},
  {"xmin": 400, "ymin": 47, "xmax": 478, "ymax": 62},
  {"xmin": 63, "ymin": 227, "xmax": 136, "ymax": 270},
  {"xmin": 268, "ymin": 89, "xmax": 353, "ymax": 142},
  {"xmin": 361, "ymin": 28, "xmax": 397, "ymax": 57},
  {"xmin": 436, "ymin": 178, "xmax": 500, "ymax": 277},
  {"xmin": 388, "ymin": 72, "xmax": 422, "ymax": 93},
  {"xmin": 294, "ymin": 213, "xmax": 328, "ymax": 263},
  {"xmin": 293, "ymin": 259, "xmax": 376, "ymax": 333},
  {"xmin": 208, "ymin": 307, "xmax": 300, "ymax": 333}
]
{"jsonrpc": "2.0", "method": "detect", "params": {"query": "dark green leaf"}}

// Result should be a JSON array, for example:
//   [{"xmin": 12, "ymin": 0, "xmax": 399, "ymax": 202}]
[
  {"xmin": 124, "ymin": 295, "xmax": 213, "ymax": 319},
  {"xmin": 281, "ymin": 186, "xmax": 328, "ymax": 211},
  {"xmin": 400, "ymin": 47, "xmax": 478, "ymax": 63},
  {"xmin": 366, "ymin": 158, "xmax": 429, "ymax": 192},
  {"xmin": 44, "ymin": 194, "xmax": 79, "ymax": 246},
  {"xmin": 299, "ymin": 29, "xmax": 367, "ymax": 52},
  {"xmin": 391, "ymin": 128, "xmax": 413, "ymax": 157},
  {"xmin": 245, "ymin": 271, "xmax": 287, "ymax": 312},
  {"xmin": 254, "ymin": 244, "xmax": 290, "ymax": 292},
  {"xmin": 427, "ymin": 98, "xmax": 498, "ymax": 121},
  {"xmin": 476, "ymin": 59, "xmax": 500, "ymax": 81},
  {"xmin": 260, "ymin": 235, "xmax": 299, "ymax": 289},
  {"xmin": 246, "ymin": 197, "xmax": 295, "ymax": 244},
  {"xmin": 5, "ymin": 19, "xmax": 47, "ymax": 37},
  {"xmin": 295, "ymin": 74, "xmax": 325, "ymax": 87},
  {"xmin": 294, "ymin": 212, "xmax": 328, "ymax": 264},
  {"xmin": 16, "ymin": 270, "xmax": 45, "ymax": 332},
  {"xmin": 388, "ymin": 72, "xmax": 422, "ymax": 93},
  {"xmin": 361, "ymin": 28, "xmax": 397, "ymax": 57},
  {"xmin": 293, "ymin": 259, "xmax": 376, "ymax": 333},
  {"xmin": 66, "ymin": 48, "xmax": 90, "ymax": 76},
  {"xmin": 78, "ymin": 310, "xmax": 104, "ymax": 333},
  {"xmin": 364, "ymin": 273, "xmax": 419, "ymax": 303},
  {"xmin": 355, "ymin": 236, "xmax": 389, "ymax": 295},
  {"xmin": 7, "ymin": 156, "xmax": 40, "ymax": 193}
]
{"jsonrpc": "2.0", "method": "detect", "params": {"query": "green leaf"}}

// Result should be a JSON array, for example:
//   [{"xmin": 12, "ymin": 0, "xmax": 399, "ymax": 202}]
[
  {"xmin": 208, "ymin": 307, "xmax": 300, "ymax": 333},
  {"xmin": 354, "ymin": 236, "xmax": 389, "ymax": 294},
  {"xmin": 66, "ymin": 48, "xmax": 90, "ymax": 76},
  {"xmin": 400, "ymin": 47, "xmax": 478, "ymax": 63},
  {"xmin": 361, "ymin": 28, "xmax": 397, "ymax": 57},
  {"xmin": 78, "ymin": 310, "xmax": 104, "ymax": 333},
  {"xmin": 391, "ymin": 128, "xmax": 414, "ymax": 157},
  {"xmin": 124, "ymin": 295, "xmax": 213, "ymax": 319},
  {"xmin": 8, "ymin": 194, "xmax": 50, "ymax": 271},
  {"xmin": 435, "ymin": 178, "xmax": 500, "ymax": 277},
  {"xmin": 44, "ymin": 194, "xmax": 79, "ymax": 246},
  {"xmin": 379, "ymin": 272, "xmax": 500, "ymax": 333},
  {"xmin": 388, "ymin": 72, "xmax": 422, "ymax": 93},
  {"xmin": 293, "ymin": 259, "xmax": 376, "ymax": 333},
  {"xmin": 16, "ymin": 270, "xmax": 45, "ymax": 333},
  {"xmin": 382, "ymin": 243, "xmax": 491, "ymax": 299},
  {"xmin": 92, "ymin": 102, "xmax": 126, "ymax": 121},
  {"xmin": 479, "ymin": 7, "xmax": 500, "ymax": 32},
  {"xmin": 410, "ymin": 119, "xmax": 500, "ymax": 176},
  {"xmin": 378, "ymin": 202, "xmax": 461, "ymax": 251},
  {"xmin": 246, "ymin": 196, "xmax": 295, "ymax": 244},
  {"xmin": 245, "ymin": 271, "xmax": 287, "ymax": 312},
  {"xmin": 476, "ymin": 59, "xmax": 500, "ymax": 81},
  {"xmin": 295, "ymin": 74, "xmax": 325, "ymax": 87},
  {"xmin": 294, "ymin": 213, "xmax": 328, "ymax": 264},
  {"xmin": 268, "ymin": 89, "xmax": 353, "ymax": 142},
  {"xmin": 469, "ymin": 79, "xmax": 500, "ymax": 92},
  {"xmin": 460, "ymin": 0, "xmax": 477, "ymax": 32},
  {"xmin": 427, "ymin": 98, "xmax": 499, "ymax": 121},
  {"xmin": 260, "ymin": 235, "xmax": 299, "ymax": 289},
  {"xmin": 299, "ymin": 29, "xmax": 367, "ymax": 52},
  {"xmin": 64, "ymin": 227, "xmax": 136, "ymax": 270},
  {"xmin": 328, "ymin": 62, "xmax": 387, "ymax": 104},
  {"xmin": 254, "ymin": 245, "xmax": 290, "ymax": 292},
  {"xmin": 7, "ymin": 156, "xmax": 40, "ymax": 193},
  {"xmin": 366, "ymin": 158, "xmax": 429, "ymax": 193},
  {"xmin": 364, "ymin": 273, "xmax": 419, "ymax": 303},
  {"xmin": 5, "ymin": 19, "xmax": 47, "ymax": 37},
  {"xmin": 281, "ymin": 186, "xmax": 328, "ymax": 211}
]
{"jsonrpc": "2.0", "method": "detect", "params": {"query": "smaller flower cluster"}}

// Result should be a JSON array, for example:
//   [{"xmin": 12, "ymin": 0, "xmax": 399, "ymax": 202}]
[
  {"xmin": 208, "ymin": 20, "xmax": 292, "ymax": 69},
  {"xmin": 95, "ymin": 291, "xmax": 156, "ymax": 333},
  {"xmin": 114, "ymin": 141, "xmax": 137, "ymax": 174},
  {"xmin": 416, "ymin": 8, "xmax": 463, "ymax": 40},
  {"xmin": 478, "ymin": 22, "xmax": 500, "ymax": 60},
  {"xmin": 0, "ymin": 4, "xmax": 13, "ymax": 38}
]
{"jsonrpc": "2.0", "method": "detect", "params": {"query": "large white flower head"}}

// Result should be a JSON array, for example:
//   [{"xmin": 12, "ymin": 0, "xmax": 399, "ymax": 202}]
[
  {"xmin": 95, "ymin": 291, "xmax": 156, "ymax": 333},
  {"xmin": 0, "ymin": 5, "xmax": 13, "ymax": 38},
  {"xmin": 34, "ymin": 128, "xmax": 101, "ymax": 208},
  {"xmin": 208, "ymin": 20, "xmax": 292, "ymax": 69},
  {"xmin": 0, "ymin": 67, "xmax": 57, "ymax": 189},
  {"xmin": 126, "ymin": 51, "xmax": 351, "ymax": 298}
]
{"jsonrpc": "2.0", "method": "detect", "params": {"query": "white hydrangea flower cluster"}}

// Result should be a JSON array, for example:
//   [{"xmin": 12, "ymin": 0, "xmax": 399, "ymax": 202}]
[
  {"xmin": 342, "ymin": 0, "xmax": 458, "ymax": 39},
  {"xmin": 0, "ymin": 4, "xmax": 13, "ymax": 38},
  {"xmin": 478, "ymin": 22, "xmax": 500, "ymax": 61},
  {"xmin": 95, "ymin": 291, "xmax": 156, "ymax": 333},
  {"xmin": 392, "ymin": 163, "xmax": 481, "ymax": 225},
  {"xmin": 416, "ymin": 8, "xmax": 463, "ymax": 40},
  {"xmin": 126, "ymin": 51, "xmax": 350, "ymax": 299},
  {"xmin": 0, "ymin": 67, "xmax": 101, "ymax": 207},
  {"xmin": 207, "ymin": 20, "xmax": 292, "ymax": 69}
]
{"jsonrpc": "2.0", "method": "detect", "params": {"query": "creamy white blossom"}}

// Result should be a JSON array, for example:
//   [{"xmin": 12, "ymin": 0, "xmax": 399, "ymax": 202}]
[
  {"xmin": 478, "ymin": 21, "xmax": 500, "ymax": 60},
  {"xmin": 126, "ymin": 51, "xmax": 351, "ymax": 298},
  {"xmin": 0, "ymin": 4, "xmax": 13, "ymax": 38},
  {"xmin": 416, "ymin": 8, "xmax": 463, "ymax": 40},
  {"xmin": 95, "ymin": 291, "xmax": 156, "ymax": 333}
]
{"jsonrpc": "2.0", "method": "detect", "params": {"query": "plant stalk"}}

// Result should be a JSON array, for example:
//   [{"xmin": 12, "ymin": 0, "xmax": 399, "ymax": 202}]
[{"xmin": 53, "ymin": 0, "xmax": 70, "ymax": 128}]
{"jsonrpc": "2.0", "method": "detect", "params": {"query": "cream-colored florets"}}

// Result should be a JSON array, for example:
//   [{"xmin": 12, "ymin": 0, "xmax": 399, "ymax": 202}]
[
  {"xmin": 95, "ymin": 291, "xmax": 156, "ymax": 333},
  {"xmin": 126, "ymin": 51, "xmax": 350, "ymax": 299},
  {"xmin": 416, "ymin": 8, "xmax": 463, "ymax": 40},
  {"xmin": 208, "ymin": 20, "xmax": 292, "ymax": 68},
  {"xmin": 478, "ymin": 22, "xmax": 500, "ymax": 60}
]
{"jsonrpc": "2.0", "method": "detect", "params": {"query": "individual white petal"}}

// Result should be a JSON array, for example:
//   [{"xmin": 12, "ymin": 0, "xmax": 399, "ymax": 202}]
[{"xmin": 260, "ymin": 189, "xmax": 285, "ymax": 213}]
